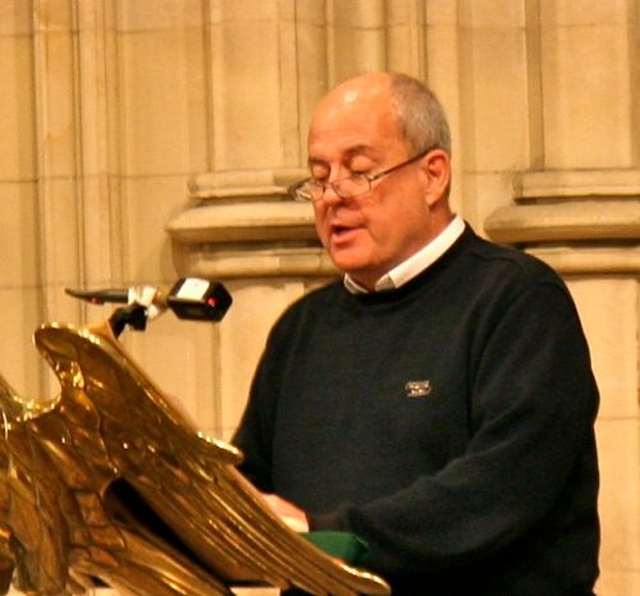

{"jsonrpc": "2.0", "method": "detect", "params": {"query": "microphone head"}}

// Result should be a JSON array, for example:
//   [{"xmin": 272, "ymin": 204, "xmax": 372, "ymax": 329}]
[
  {"xmin": 166, "ymin": 278, "xmax": 232, "ymax": 322},
  {"xmin": 65, "ymin": 287, "xmax": 130, "ymax": 304}
]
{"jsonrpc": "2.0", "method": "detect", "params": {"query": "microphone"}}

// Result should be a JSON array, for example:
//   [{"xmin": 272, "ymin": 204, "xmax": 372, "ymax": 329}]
[
  {"xmin": 65, "ymin": 278, "xmax": 232, "ymax": 323},
  {"xmin": 64, "ymin": 287, "xmax": 130, "ymax": 305}
]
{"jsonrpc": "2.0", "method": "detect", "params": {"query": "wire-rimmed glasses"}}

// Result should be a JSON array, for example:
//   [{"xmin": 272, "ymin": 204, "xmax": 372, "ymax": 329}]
[{"xmin": 287, "ymin": 147, "xmax": 435, "ymax": 203}]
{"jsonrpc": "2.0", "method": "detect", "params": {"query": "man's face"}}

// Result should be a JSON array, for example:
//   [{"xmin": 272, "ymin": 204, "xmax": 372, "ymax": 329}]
[{"xmin": 308, "ymin": 78, "xmax": 439, "ymax": 290}]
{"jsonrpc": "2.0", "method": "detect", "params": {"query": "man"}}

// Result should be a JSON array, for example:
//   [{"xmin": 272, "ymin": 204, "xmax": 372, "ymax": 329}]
[{"xmin": 233, "ymin": 72, "xmax": 600, "ymax": 595}]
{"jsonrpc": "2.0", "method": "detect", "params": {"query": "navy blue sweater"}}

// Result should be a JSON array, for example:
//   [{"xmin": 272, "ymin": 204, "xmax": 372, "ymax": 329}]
[{"xmin": 233, "ymin": 225, "xmax": 600, "ymax": 595}]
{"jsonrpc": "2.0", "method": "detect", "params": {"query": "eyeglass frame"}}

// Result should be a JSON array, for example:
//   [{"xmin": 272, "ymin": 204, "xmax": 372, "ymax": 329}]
[{"xmin": 287, "ymin": 146, "xmax": 437, "ymax": 203}]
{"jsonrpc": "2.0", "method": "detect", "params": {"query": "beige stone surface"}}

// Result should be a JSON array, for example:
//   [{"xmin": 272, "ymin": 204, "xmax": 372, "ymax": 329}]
[{"xmin": 0, "ymin": 37, "xmax": 35, "ymax": 180}]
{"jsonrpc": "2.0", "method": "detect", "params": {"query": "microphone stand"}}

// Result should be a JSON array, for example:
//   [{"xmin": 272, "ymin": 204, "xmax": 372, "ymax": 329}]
[{"xmin": 108, "ymin": 304, "xmax": 150, "ymax": 338}]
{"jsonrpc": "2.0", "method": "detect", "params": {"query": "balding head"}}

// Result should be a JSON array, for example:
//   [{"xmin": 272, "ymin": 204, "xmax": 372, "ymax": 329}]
[
  {"xmin": 309, "ymin": 72, "xmax": 402, "ymax": 160},
  {"xmin": 310, "ymin": 72, "xmax": 451, "ymax": 157}
]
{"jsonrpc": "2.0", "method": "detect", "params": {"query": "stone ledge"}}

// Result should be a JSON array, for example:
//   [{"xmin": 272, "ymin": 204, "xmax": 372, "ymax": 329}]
[
  {"xmin": 171, "ymin": 245, "xmax": 337, "ymax": 279},
  {"xmin": 485, "ymin": 200, "xmax": 640, "ymax": 244},
  {"xmin": 186, "ymin": 168, "xmax": 308, "ymax": 200},
  {"xmin": 167, "ymin": 166, "xmax": 331, "ymax": 279},
  {"xmin": 528, "ymin": 245, "xmax": 640, "ymax": 275},
  {"xmin": 513, "ymin": 168, "xmax": 640, "ymax": 200},
  {"xmin": 486, "ymin": 169, "xmax": 640, "ymax": 271},
  {"xmin": 166, "ymin": 200, "xmax": 317, "ymax": 244}
]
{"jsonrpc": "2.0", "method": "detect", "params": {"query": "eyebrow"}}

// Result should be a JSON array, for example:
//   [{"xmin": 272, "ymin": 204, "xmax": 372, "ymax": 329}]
[{"xmin": 307, "ymin": 144, "xmax": 378, "ymax": 168}]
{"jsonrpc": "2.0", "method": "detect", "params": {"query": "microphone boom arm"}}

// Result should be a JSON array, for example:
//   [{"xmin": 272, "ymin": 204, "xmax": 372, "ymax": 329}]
[{"xmin": 65, "ymin": 278, "xmax": 232, "ymax": 337}]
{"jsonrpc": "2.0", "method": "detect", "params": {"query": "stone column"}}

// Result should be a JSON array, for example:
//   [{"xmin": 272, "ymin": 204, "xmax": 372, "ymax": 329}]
[
  {"xmin": 483, "ymin": 3, "xmax": 640, "ymax": 594},
  {"xmin": 30, "ymin": 1, "xmax": 124, "ymax": 395}
]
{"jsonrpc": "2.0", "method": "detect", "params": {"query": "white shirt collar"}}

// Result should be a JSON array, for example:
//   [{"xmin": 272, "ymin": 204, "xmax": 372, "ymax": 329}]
[{"xmin": 344, "ymin": 215, "xmax": 465, "ymax": 294}]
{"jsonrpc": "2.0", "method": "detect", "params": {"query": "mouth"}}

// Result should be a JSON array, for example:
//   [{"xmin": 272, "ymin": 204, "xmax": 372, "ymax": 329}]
[{"xmin": 329, "ymin": 222, "xmax": 361, "ymax": 242}]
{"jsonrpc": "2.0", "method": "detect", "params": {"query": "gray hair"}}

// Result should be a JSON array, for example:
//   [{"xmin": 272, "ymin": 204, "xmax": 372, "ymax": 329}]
[{"xmin": 389, "ymin": 73, "xmax": 452, "ymax": 156}]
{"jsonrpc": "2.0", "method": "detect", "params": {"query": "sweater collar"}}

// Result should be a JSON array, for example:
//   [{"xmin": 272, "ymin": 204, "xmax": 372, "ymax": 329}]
[{"xmin": 344, "ymin": 214, "xmax": 465, "ymax": 294}]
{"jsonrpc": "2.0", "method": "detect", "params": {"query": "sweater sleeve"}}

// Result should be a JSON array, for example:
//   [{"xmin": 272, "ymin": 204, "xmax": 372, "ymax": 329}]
[
  {"xmin": 308, "ymin": 281, "xmax": 599, "ymax": 575},
  {"xmin": 231, "ymin": 351, "xmax": 278, "ymax": 493}
]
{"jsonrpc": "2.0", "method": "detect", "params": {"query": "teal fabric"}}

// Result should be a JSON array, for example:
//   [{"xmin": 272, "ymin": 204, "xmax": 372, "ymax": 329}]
[{"xmin": 302, "ymin": 531, "xmax": 370, "ymax": 567}]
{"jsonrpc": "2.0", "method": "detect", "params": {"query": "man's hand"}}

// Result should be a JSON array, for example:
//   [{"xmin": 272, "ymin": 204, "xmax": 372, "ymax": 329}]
[{"xmin": 261, "ymin": 493, "xmax": 309, "ymax": 532}]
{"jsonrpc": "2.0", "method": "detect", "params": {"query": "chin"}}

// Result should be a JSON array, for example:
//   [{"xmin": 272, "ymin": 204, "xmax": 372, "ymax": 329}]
[
  {"xmin": 327, "ymin": 248, "xmax": 378, "ymax": 280},
  {"xmin": 331, "ymin": 257, "xmax": 366, "ymax": 276}
]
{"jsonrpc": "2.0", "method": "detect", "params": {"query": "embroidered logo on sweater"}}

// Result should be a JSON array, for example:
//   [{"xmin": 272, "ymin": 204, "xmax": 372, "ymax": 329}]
[{"xmin": 405, "ymin": 380, "xmax": 432, "ymax": 398}]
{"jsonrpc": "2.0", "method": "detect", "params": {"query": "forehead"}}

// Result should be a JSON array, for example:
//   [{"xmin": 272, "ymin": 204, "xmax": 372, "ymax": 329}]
[{"xmin": 308, "ymin": 83, "xmax": 402, "ymax": 160}]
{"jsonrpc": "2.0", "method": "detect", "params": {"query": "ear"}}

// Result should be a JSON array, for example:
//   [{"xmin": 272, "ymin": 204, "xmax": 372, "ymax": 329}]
[{"xmin": 420, "ymin": 149, "xmax": 451, "ymax": 207}]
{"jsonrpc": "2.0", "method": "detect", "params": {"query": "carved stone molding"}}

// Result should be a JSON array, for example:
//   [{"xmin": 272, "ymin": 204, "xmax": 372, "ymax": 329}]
[
  {"xmin": 526, "ymin": 245, "xmax": 640, "ymax": 276},
  {"xmin": 485, "ymin": 199, "xmax": 640, "ymax": 244},
  {"xmin": 511, "ymin": 169, "xmax": 640, "ymax": 201},
  {"xmin": 485, "ymin": 168, "xmax": 640, "ymax": 274},
  {"xmin": 166, "ymin": 168, "xmax": 338, "ymax": 279},
  {"xmin": 170, "ymin": 167, "xmax": 640, "ymax": 279}
]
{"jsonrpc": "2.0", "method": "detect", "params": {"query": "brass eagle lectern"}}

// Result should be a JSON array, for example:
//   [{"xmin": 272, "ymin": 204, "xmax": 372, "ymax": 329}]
[{"xmin": 0, "ymin": 321, "xmax": 390, "ymax": 596}]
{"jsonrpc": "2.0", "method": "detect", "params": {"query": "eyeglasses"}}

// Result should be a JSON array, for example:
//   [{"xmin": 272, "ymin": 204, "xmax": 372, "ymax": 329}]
[{"xmin": 288, "ymin": 147, "xmax": 435, "ymax": 202}]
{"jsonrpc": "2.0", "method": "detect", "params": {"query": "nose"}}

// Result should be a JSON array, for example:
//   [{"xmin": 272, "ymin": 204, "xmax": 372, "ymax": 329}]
[{"xmin": 319, "ymin": 182, "xmax": 344, "ymax": 205}]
